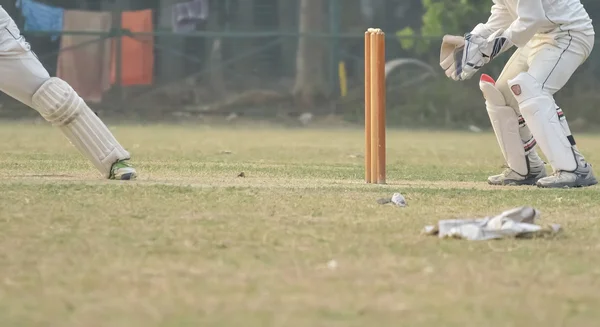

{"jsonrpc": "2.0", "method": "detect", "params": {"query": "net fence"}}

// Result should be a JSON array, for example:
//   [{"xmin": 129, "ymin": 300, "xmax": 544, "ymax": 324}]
[{"xmin": 1, "ymin": 0, "xmax": 600, "ymax": 129}]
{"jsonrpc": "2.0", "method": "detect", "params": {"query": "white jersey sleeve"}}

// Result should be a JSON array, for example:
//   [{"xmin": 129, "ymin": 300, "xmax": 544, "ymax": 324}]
[
  {"xmin": 502, "ymin": 0, "xmax": 546, "ymax": 47},
  {"xmin": 0, "ymin": 6, "xmax": 11, "ymax": 30},
  {"xmin": 471, "ymin": 0, "xmax": 593, "ymax": 48},
  {"xmin": 471, "ymin": 1, "xmax": 514, "ymax": 38}
]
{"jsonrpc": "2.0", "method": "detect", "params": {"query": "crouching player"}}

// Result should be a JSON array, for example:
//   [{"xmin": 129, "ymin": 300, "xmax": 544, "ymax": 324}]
[
  {"xmin": 440, "ymin": 0, "xmax": 596, "ymax": 188},
  {"xmin": 0, "ymin": 6, "xmax": 136, "ymax": 180}
]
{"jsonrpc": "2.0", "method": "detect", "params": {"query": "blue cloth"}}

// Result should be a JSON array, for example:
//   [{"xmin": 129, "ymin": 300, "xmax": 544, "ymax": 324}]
[{"xmin": 16, "ymin": 0, "xmax": 64, "ymax": 41}]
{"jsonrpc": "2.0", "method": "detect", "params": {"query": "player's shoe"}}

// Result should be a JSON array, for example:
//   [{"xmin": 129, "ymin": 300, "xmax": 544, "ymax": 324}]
[
  {"xmin": 537, "ymin": 149, "xmax": 598, "ymax": 188},
  {"xmin": 109, "ymin": 160, "xmax": 137, "ymax": 180},
  {"xmin": 488, "ymin": 165, "xmax": 547, "ymax": 186},
  {"xmin": 536, "ymin": 164, "xmax": 597, "ymax": 188}
]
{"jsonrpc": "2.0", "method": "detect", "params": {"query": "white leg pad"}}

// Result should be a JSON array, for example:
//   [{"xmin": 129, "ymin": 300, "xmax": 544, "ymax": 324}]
[
  {"xmin": 508, "ymin": 73, "xmax": 576, "ymax": 171},
  {"xmin": 480, "ymin": 75, "xmax": 528, "ymax": 175},
  {"xmin": 486, "ymin": 103, "xmax": 528, "ymax": 175},
  {"xmin": 31, "ymin": 77, "xmax": 130, "ymax": 177}
]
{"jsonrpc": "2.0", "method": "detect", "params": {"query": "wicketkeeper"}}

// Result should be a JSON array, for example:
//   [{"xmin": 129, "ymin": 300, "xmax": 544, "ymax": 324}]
[
  {"xmin": 0, "ymin": 6, "xmax": 137, "ymax": 180},
  {"xmin": 440, "ymin": 0, "xmax": 596, "ymax": 188}
]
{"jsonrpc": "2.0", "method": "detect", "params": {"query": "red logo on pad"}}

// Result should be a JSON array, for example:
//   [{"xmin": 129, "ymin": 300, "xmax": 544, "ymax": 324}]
[{"xmin": 511, "ymin": 85, "xmax": 522, "ymax": 96}]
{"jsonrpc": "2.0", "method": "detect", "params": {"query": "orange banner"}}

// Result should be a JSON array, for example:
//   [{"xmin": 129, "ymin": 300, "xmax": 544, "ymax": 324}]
[{"xmin": 111, "ymin": 9, "xmax": 154, "ymax": 86}]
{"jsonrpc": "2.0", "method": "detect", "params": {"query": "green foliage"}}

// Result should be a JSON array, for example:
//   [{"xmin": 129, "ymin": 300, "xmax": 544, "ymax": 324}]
[
  {"xmin": 421, "ymin": 0, "xmax": 490, "ymax": 36},
  {"xmin": 396, "ymin": 27, "xmax": 430, "ymax": 54},
  {"xmin": 397, "ymin": 0, "xmax": 490, "ymax": 53}
]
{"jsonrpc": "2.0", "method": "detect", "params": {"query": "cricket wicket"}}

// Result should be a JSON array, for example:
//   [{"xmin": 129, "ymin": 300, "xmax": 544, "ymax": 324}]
[{"xmin": 364, "ymin": 28, "xmax": 386, "ymax": 184}]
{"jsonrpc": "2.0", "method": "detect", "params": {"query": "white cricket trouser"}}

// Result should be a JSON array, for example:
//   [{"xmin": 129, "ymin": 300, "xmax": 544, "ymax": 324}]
[
  {"xmin": 496, "ymin": 31, "xmax": 594, "ymax": 113},
  {"xmin": 0, "ymin": 10, "xmax": 51, "ymax": 108}
]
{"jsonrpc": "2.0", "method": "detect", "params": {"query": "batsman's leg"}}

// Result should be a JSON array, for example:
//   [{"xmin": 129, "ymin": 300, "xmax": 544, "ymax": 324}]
[
  {"xmin": 482, "ymin": 47, "xmax": 546, "ymax": 185},
  {"xmin": 508, "ymin": 34, "xmax": 596, "ymax": 188},
  {"xmin": 0, "ymin": 16, "xmax": 136, "ymax": 180}
]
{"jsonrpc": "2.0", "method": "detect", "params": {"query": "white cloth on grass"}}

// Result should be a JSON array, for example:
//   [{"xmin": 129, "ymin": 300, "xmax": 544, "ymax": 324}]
[{"xmin": 422, "ymin": 206, "xmax": 562, "ymax": 241}]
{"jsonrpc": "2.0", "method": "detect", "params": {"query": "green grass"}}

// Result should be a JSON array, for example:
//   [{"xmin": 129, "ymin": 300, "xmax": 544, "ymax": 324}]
[{"xmin": 1, "ymin": 121, "xmax": 600, "ymax": 327}]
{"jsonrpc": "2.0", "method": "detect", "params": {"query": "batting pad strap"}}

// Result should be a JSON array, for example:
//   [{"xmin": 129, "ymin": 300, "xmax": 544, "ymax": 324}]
[
  {"xmin": 523, "ymin": 137, "xmax": 537, "ymax": 154},
  {"xmin": 518, "ymin": 116, "xmax": 526, "ymax": 128},
  {"xmin": 31, "ymin": 77, "xmax": 130, "ymax": 177}
]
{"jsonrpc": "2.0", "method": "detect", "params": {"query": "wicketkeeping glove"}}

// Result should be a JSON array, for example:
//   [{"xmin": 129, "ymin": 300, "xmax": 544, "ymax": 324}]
[
  {"xmin": 460, "ymin": 30, "xmax": 513, "ymax": 81},
  {"xmin": 439, "ymin": 35, "xmax": 465, "ymax": 81}
]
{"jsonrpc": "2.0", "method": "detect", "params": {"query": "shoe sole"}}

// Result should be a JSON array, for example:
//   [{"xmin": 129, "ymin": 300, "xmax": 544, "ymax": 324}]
[
  {"xmin": 488, "ymin": 180, "xmax": 538, "ymax": 186},
  {"xmin": 109, "ymin": 172, "xmax": 137, "ymax": 181},
  {"xmin": 537, "ymin": 178, "xmax": 598, "ymax": 189},
  {"xmin": 488, "ymin": 174, "xmax": 546, "ymax": 186},
  {"xmin": 119, "ymin": 173, "xmax": 137, "ymax": 181}
]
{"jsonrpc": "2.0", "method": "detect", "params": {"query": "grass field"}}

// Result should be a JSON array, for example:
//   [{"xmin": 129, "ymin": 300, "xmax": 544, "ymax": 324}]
[{"xmin": 1, "ymin": 121, "xmax": 600, "ymax": 327}]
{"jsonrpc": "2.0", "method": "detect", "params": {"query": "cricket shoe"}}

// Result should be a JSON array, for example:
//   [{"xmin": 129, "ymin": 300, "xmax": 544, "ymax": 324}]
[
  {"xmin": 488, "ymin": 165, "xmax": 547, "ymax": 186},
  {"xmin": 536, "ymin": 164, "xmax": 597, "ymax": 189},
  {"xmin": 109, "ymin": 160, "xmax": 137, "ymax": 180}
]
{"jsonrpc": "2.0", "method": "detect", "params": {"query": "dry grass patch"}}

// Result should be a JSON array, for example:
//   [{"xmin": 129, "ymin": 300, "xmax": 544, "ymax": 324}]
[{"xmin": 1, "ymin": 122, "xmax": 600, "ymax": 327}]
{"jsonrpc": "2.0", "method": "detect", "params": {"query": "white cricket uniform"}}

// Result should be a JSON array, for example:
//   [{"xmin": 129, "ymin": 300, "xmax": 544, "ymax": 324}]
[
  {"xmin": 474, "ymin": 0, "xmax": 594, "ymax": 110},
  {"xmin": 0, "ymin": 6, "xmax": 131, "ymax": 178},
  {"xmin": 473, "ymin": 0, "xmax": 595, "ymax": 174},
  {"xmin": 473, "ymin": 0, "xmax": 594, "ymax": 46}
]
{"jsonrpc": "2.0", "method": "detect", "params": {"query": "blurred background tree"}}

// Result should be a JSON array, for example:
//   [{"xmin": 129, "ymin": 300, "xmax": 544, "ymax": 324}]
[{"xmin": 396, "ymin": 0, "xmax": 490, "ymax": 53}]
